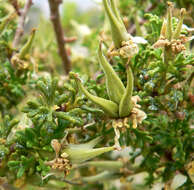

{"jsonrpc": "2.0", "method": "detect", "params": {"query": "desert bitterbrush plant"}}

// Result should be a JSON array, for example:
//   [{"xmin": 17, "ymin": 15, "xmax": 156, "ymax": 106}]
[{"xmin": 0, "ymin": 0, "xmax": 193, "ymax": 190}]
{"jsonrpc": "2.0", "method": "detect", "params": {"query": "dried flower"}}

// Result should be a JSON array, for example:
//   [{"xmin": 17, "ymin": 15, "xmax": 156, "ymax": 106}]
[
  {"xmin": 46, "ymin": 157, "xmax": 72, "ymax": 176},
  {"xmin": 153, "ymin": 5, "xmax": 191, "ymax": 55},
  {"xmin": 51, "ymin": 139, "xmax": 61, "ymax": 159}
]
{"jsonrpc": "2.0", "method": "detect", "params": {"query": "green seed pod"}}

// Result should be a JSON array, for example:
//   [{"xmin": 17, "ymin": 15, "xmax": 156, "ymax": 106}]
[
  {"xmin": 172, "ymin": 8, "xmax": 186, "ymax": 39},
  {"xmin": 102, "ymin": 0, "xmax": 129, "ymax": 48},
  {"xmin": 19, "ymin": 28, "xmax": 36, "ymax": 60},
  {"xmin": 109, "ymin": 0, "xmax": 125, "ymax": 26},
  {"xmin": 166, "ymin": 2, "xmax": 173, "ymax": 41},
  {"xmin": 63, "ymin": 146, "xmax": 114, "ymax": 164},
  {"xmin": 70, "ymin": 72, "xmax": 119, "ymax": 118},
  {"xmin": 119, "ymin": 66, "xmax": 134, "ymax": 117},
  {"xmin": 98, "ymin": 44, "xmax": 125, "ymax": 104}
]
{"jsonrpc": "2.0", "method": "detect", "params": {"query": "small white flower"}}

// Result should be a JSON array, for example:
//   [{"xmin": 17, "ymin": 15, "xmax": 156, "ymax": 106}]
[{"xmin": 132, "ymin": 36, "xmax": 148, "ymax": 44}]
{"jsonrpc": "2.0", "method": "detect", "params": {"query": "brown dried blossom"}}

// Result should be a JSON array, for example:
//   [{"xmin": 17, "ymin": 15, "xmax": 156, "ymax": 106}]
[
  {"xmin": 112, "ymin": 95, "xmax": 147, "ymax": 149},
  {"xmin": 46, "ymin": 158, "xmax": 72, "ymax": 176}
]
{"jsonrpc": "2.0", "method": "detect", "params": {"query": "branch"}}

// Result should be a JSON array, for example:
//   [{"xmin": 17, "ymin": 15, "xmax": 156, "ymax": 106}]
[
  {"xmin": 12, "ymin": 0, "xmax": 33, "ymax": 49},
  {"xmin": 48, "ymin": 0, "xmax": 71, "ymax": 74}
]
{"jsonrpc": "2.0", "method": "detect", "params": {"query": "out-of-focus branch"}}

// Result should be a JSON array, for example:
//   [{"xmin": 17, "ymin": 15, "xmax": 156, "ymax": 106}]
[
  {"xmin": 48, "ymin": 0, "xmax": 71, "ymax": 75},
  {"xmin": 64, "ymin": 36, "xmax": 77, "ymax": 43},
  {"xmin": 12, "ymin": 0, "xmax": 33, "ymax": 49}
]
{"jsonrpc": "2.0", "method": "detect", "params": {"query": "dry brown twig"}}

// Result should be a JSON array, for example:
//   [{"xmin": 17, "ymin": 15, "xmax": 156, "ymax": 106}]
[
  {"xmin": 48, "ymin": 0, "xmax": 71, "ymax": 74},
  {"xmin": 12, "ymin": 0, "xmax": 33, "ymax": 49}
]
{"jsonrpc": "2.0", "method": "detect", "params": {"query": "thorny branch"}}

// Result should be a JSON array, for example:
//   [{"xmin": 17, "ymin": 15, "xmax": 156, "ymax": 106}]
[
  {"xmin": 12, "ymin": 0, "xmax": 33, "ymax": 49},
  {"xmin": 48, "ymin": 0, "xmax": 71, "ymax": 74}
]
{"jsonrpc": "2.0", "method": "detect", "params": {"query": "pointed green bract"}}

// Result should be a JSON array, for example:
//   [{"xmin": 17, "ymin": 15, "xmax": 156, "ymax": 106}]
[
  {"xmin": 172, "ymin": 8, "xmax": 186, "ymax": 39},
  {"xmin": 103, "ymin": 0, "xmax": 129, "ymax": 48},
  {"xmin": 68, "ymin": 136, "xmax": 102, "ymax": 150},
  {"xmin": 119, "ymin": 66, "xmax": 134, "ymax": 117},
  {"xmin": 98, "ymin": 44, "xmax": 125, "ymax": 104},
  {"xmin": 70, "ymin": 72, "xmax": 119, "ymax": 117},
  {"xmin": 19, "ymin": 29, "xmax": 36, "ymax": 59}
]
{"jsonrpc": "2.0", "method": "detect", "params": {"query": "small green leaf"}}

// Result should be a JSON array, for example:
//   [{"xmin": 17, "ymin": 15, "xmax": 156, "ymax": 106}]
[{"xmin": 17, "ymin": 166, "xmax": 25, "ymax": 178}]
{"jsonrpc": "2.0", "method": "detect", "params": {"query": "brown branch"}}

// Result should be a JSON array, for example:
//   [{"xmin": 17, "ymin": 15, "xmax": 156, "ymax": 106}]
[
  {"xmin": 48, "ymin": 0, "xmax": 71, "ymax": 74},
  {"xmin": 12, "ymin": 0, "xmax": 33, "ymax": 49}
]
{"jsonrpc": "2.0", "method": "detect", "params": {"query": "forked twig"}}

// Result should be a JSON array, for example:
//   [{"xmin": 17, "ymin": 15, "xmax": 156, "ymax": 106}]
[{"xmin": 12, "ymin": 0, "xmax": 33, "ymax": 49}]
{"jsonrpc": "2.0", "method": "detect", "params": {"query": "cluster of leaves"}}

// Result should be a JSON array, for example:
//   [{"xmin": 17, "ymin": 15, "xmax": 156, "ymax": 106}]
[
  {"xmin": 0, "ymin": 5, "xmax": 22, "ymax": 113},
  {"xmin": 4, "ymin": 76, "xmax": 86, "ymax": 181},
  {"xmin": 130, "ymin": 44, "xmax": 194, "ymax": 186}
]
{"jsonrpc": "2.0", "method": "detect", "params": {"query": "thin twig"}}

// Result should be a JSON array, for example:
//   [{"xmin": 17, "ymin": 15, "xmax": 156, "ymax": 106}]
[
  {"xmin": 12, "ymin": 0, "xmax": 33, "ymax": 49},
  {"xmin": 49, "ymin": 175, "xmax": 84, "ymax": 186},
  {"xmin": 64, "ymin": 36, "xmax": 77, "ymax": 43},
  {"xmin": 48, "ymin": 0, "xmax": 71, "ymax": 74}
]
